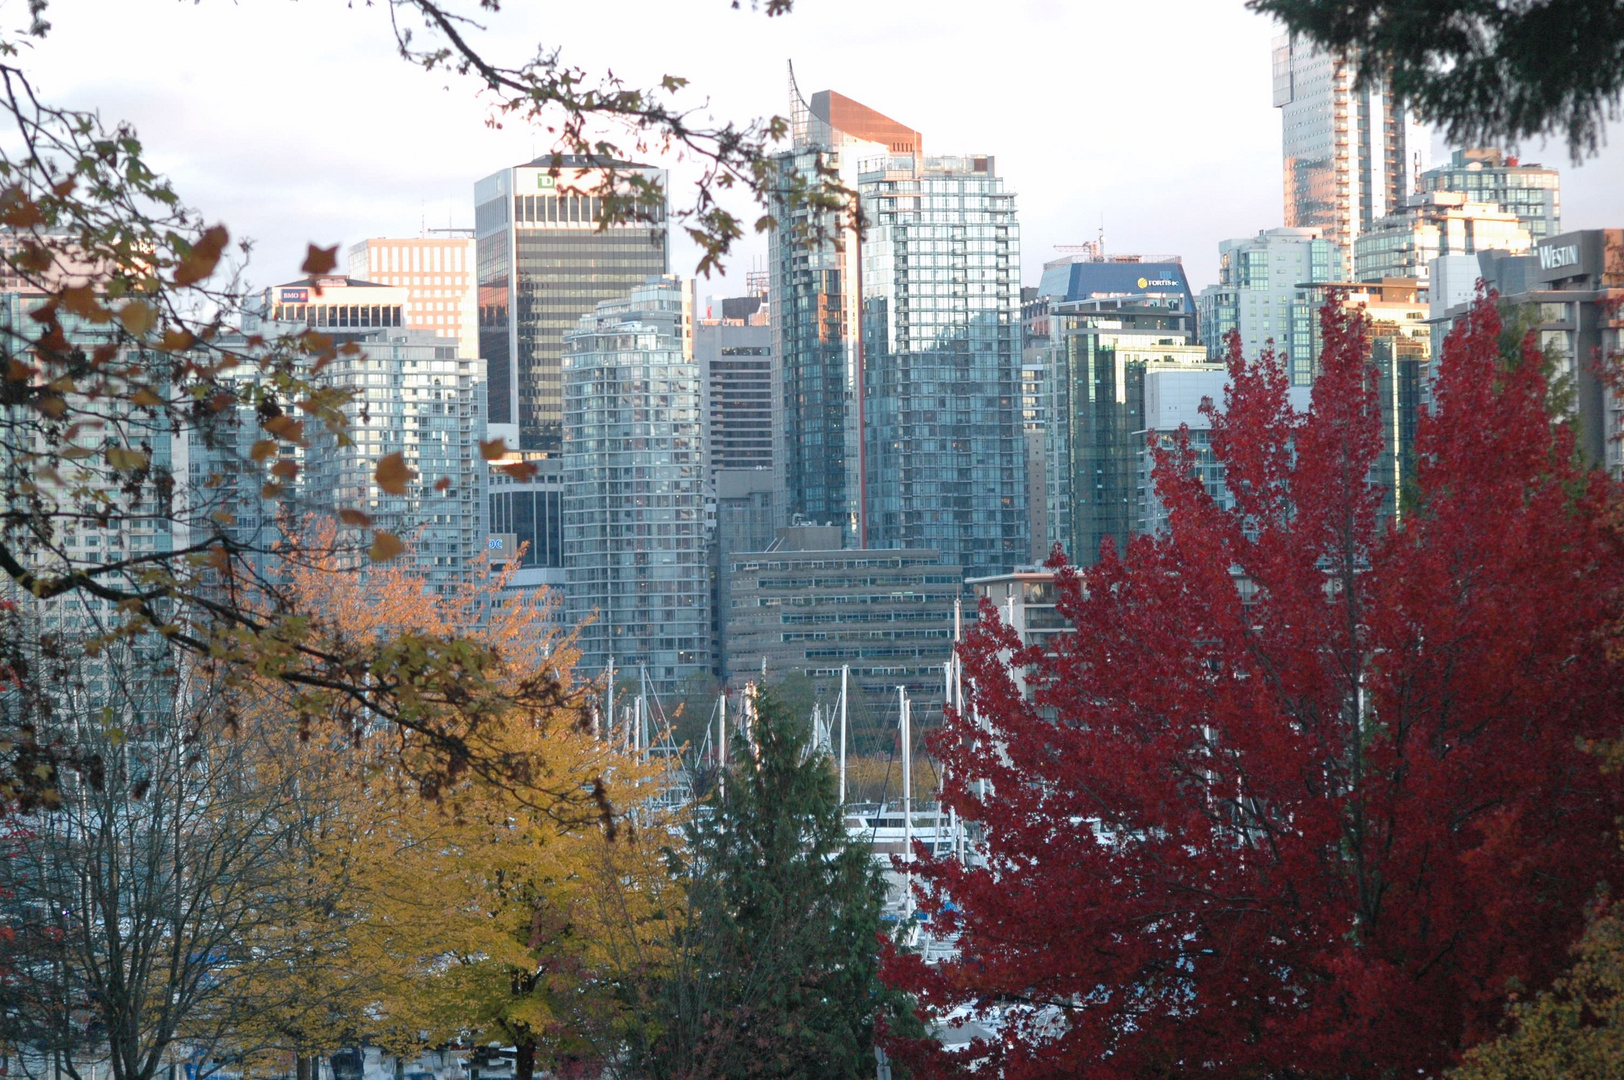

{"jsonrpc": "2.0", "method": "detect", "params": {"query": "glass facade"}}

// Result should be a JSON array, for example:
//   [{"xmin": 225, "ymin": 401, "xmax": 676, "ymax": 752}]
[
  {"xmin": 1273, "ymin": 34, "xmax": 1425, "ymax": 274},
  {"xmin": 474, "ymin": 158, "xmax": 667, "ymax": 453},
  {"xmin": 300, "ymin": 330, "xmax": 490, "ymax": 594},
  {"xmin": 772, "ymin": 144, "xmax": 864, "ymax": 538},
  {"xmin": 860, "ymin": 155, "xmax": 1027, "ymax": 580},
  {"xmin": 1422, "ymin": 149, "xmax": 1561, "ymax": 241},
  {"xmin": 1045, "ymin": 298, "xmax": 1212, "ymax": 565},
  {"xmin": 1198, "ymin": 227, "xmax": 1338, "ymax": 384},
  {"xmin": 561, "ymin": 277, "xmax": 710, "ymax": 694}
]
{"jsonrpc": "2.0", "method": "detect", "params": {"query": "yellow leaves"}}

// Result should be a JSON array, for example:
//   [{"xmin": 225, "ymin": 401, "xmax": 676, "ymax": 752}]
[
  {"xmin": 250, "ymin": 439, "xmax": 278, "ymax": 463},
  {"xmin": 302, "ymin": 243, "xmax": 339, "ymax": 276},
  {"xmin": 130, "ymin": 386, "xmax": 164, "ymax": 408},
  {"xmin": 99, "ymin": 442, "xmax": 146, "ymax": 471},
  {"xmin": 369, "ymin": 531, "xmax": 405, "ymax": 562},
  {"xmin": 117, "ymin": 300, "xmax": 158, "ymax": 337},
  {"xmin": 374, "ymin": 452, "xmax": 415, "ymax": 495},
  {"xmin": 479, "ymin": 438, "xmax": 509, "ymax": 460},
  {"xmin": 172, "ymin": 224, "xmax": 229, "ymax": 287}
]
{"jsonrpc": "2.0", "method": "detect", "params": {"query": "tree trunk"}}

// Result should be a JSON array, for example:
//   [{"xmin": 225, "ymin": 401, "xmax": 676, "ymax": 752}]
[
  {"xmin": 514, "ymin": 1038, "xmax": 536, "ymax": 1080},
  {"xmin": 296, "ymin": 1057, "xmax": 317, "ymax": 1080}
]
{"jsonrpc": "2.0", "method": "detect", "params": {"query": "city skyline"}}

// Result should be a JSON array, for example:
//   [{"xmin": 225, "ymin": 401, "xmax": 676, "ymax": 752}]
[{"xmin": 27, "ymin": 0, "xmax": 1624, "ymax": 298}]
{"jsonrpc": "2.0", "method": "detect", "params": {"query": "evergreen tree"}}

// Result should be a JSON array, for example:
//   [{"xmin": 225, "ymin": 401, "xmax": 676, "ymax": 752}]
[{"xmin": 639, "ymin": 691, "xmax": 914, "ymax": 1080}]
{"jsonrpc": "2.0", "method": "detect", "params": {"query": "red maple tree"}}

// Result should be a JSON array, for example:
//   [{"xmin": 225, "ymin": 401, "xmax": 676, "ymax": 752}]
[{"xmin": 884, "ymin": 296, "xmax": 1624, "ymax": 1078}]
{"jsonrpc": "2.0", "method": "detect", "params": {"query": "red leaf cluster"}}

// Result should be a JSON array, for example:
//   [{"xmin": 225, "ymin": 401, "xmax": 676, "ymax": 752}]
[{"xmin": 885, "ymin": 296, "xmax": 1624, "ymax": 1079}]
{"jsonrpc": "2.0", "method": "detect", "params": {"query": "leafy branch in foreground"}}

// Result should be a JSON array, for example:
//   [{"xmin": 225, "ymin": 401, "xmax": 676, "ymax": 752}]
[{"xmin": 0, "ymin": 0, "xmax": 845, "ymax": 806}]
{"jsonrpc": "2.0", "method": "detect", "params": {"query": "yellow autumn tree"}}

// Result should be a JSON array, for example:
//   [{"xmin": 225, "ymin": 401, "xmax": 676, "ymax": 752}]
[{"xmin": 227, "ymin": 534, "xmax": 683, "ymax": 1079}]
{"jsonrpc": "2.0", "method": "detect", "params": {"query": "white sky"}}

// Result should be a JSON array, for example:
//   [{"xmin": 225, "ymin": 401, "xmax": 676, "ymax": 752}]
[{"xmin": 20, "ymin": 0, "xmax": 1624, "ymax": 297}]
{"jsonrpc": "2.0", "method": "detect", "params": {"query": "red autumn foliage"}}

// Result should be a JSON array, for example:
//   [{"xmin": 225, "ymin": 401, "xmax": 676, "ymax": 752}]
[{"xmin": 883, "ymin": 296, "xmax": 1624, "ymax": 1079}]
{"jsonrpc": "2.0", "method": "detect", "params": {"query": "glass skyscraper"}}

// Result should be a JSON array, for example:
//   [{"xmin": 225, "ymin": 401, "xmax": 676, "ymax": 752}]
[
  {"xmin": 561, "ymin": 277, "xmax": 710, "ymax": 694},
  {"xmin": 1272, "ymin": 34, "xmax": 1426, "ymax": 274},
  {"xmin": 772, "ymin": 70, "xmax": 1026, "ymax": 580},
  {"xmin": 860, "ymin": 153, "xmax": 1026, "ymax": 580},
  {"xmin": 474, "ymin": 156, "xmax": 668, "ymax": 453}
]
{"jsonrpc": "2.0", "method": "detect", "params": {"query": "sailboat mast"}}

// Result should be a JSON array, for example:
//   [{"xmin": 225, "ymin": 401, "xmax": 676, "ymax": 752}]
[
  {"xmin": 900, "ymin": 686, "xmax": 913, "ymax": 915},
  {"xmin": 839, "ymin": 665, "xmax": 848, "ymax": 806}
]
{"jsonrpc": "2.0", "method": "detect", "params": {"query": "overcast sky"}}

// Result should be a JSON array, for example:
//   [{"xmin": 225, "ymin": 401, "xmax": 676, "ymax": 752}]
[{"xmin": 22, "ymin": 0, "xmax": 1624, "ymax": 297}]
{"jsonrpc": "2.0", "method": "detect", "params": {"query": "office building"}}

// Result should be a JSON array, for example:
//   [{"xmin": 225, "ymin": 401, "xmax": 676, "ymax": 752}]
[
  {"xmin": 1430, "ymin": 230, "xmax": 1624, "ymax": 472},
  {"xmin": 1034, "ymin": 256, "xmax": 1211, "ymax": 564},
  {"xmin": 774, "ymin": 71, "xmax": 1026, "ymax": 579},
  {"xmin": 1272, "ymin": 34, "xmax": 1427, "ymax": 273},
  {"xmin": 265, "ymin": 275, "xmax": 490, "ymax": 593},
  {"xmin": 1198, "ymin": 227, "xmax": 1340, "ymax": 383},
  {"xmin": 475, "ymin": 155, "xmax": 668, "ymax": 452},
  {"xmin": 347, "ymin": 237, "xmax": 478, "ymax": 359},
  {"xmin": 1354, "ymin": 192, "xmax": 1531, "ymax": 285},
  {"xmin": 721, "ymin": 524, "xmax": 959, "ymax": 709},
  {"xmin": 1422, "ymin": 148, "xmax": 1561, "ymax": 241},
  {"xmin": 561, "ymin": 276, "xmax": 709, "ymax": 694}
]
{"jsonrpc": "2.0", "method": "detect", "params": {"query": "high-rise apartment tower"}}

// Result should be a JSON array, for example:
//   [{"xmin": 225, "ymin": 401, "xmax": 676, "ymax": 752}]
[
  {"xmin": 1272, "ymin": 35, "xmax": 1426, "ymax": 273},
  {"xmin": 772, "ymin": 68, "xmax": 1026, "ymax": 579}
]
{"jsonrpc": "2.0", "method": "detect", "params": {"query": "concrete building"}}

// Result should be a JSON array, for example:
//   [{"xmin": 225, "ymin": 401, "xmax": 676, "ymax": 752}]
[
  {"xmin": 561, "ymin": 276, "xmax": 709, "ymax": 694},
  {"xmin": 1354, "ymin": 192, "xmax": 1531, "ymax": 285},
  {"xmin": 967, "ymin": 569, "xmax": 1067, "ymax": 653},
  {"xmin": 1198, "ymin": 227, "xmax": 1340, "ymax": 383},
  {"xmin": 720, "ymin": 524, "xmax": 959, "ymax": 709},
  {"xmin": 1422, "ymin": 148, "xmax": 1561, "ymax": 241},
  {"xmin": 773, "ymin": 70, "xmax": 1026, "ymax": 579},
  {"xmin": 1430, "ymin": 230, "xmax": 1624, "ymax": 473},
  {"xmin": 346, "ymin": 237, "xmax": 478, "ymax": 359},
  {"xmin": 474, "ymin": 155, "xmax": 668, "ymax": 453},
  {"xmin": 1272, "ymin": 33, "xmax": 1427, "ymax": 274}
]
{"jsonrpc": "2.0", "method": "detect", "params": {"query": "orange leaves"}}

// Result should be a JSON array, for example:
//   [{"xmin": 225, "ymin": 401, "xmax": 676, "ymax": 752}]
[
  {"xmin": 338, "ymin": 509, "xmax": 373, "ymax": 528},
  {"xmin": 0, "ymin": 186, "xmax": 44, "ymax": 229},
  {"xmin": 302, "ymin": 244, "xmax": 339, "ymax": 277},
  {"xmin": 117, "ymin": 301, "xmax": 158, "ymax": 337},
  {"xmin": 262, "ymin": 415, "xmax": 305, "ymax": 444},
  {"xmin": 369, "ymin": 531, "xmax": 405, "ymax": 562},
  {"xmin": 479, "ymin": 438, "xmax": 509, "ymax": 460},
  {"xmin": 58, "ymin": 286, "xmax": 110, "ymax": 323},
  {"xmin": 173, "ymin": 225, "xmax": 229, "ymax": 287},
  {"xmin": 498, "ymin": 460, "xmax": 537, "ymax": 481},
  {"xmin": 374, "ymin": 452, "xmax": 415, "ymax": 495}
]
